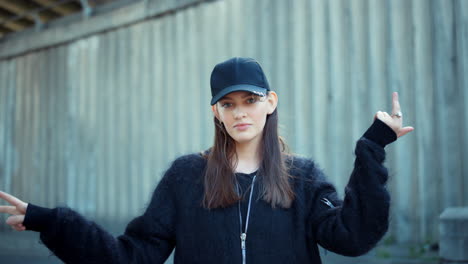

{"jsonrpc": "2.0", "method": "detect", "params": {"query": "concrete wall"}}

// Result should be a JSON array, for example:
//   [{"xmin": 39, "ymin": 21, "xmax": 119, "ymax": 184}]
[{"xmin": 0, "ymin": 0, "xmax": 467, "ymax": 258}]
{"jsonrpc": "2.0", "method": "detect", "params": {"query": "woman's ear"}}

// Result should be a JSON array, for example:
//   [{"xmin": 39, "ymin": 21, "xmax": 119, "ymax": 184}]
[
  {"xmin": 266, "ymin": 91, "xmax": 278, "ymax": 114},
  {"xmin": 211, "ymin": 105, "xmax": 221, "ymax": 121}
]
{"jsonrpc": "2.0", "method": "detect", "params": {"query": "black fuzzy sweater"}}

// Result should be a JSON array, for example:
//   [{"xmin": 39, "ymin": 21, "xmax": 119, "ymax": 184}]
[{"xmin": 23, "ymin": 118, "xmax": 397, "ymax": 264}]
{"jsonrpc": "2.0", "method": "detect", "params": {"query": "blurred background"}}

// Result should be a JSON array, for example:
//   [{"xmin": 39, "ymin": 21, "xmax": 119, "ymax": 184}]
[{"xmin": 0, "ymin": 0, "xmax": 466, "ymax": 263}]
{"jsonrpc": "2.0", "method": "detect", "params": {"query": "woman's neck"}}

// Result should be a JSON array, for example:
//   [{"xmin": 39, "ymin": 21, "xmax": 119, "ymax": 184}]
[{"xmin": 234, "ymin": 140, "xmax": 261, "ymax": 174}]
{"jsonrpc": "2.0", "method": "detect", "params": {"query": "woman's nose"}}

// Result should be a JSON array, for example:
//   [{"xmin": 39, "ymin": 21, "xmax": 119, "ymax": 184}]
[{"xmin": 233, "ymin": 107, "xmax": 247, "ymax": 119}]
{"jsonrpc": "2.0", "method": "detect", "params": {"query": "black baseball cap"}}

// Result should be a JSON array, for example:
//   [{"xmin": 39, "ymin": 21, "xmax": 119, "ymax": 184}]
[{"xmin": 210, "ymin": 57, "xmax": 270, "ymax": 105}]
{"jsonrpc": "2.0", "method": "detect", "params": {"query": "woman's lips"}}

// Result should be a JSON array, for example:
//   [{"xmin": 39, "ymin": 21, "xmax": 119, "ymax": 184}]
[{"xmin": 234, "ymin": 124, "xmax": 251, "ymax": 131}]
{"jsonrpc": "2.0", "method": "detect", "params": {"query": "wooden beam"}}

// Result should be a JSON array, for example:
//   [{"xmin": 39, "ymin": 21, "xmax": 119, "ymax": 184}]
[
  {"xmin": 0, "ymin": 10, "xmax": 32, "ymax": 31},
  {"xmin": 32, "ymin": 0, "xmax": 80, "ymax": 16},
  {"xmin": 0, "ymin": 0, "xmax": 56, "ymax": 23}
]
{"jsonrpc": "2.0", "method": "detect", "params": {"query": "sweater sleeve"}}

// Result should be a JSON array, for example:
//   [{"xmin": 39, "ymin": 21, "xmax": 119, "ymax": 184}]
[
  {"xmin": 23, "ymin": 165, "xmax": 178, "ymax": 264},
  {"xmin": 308, "ymin": 118, "xmax": 396, "ymax": 256}
]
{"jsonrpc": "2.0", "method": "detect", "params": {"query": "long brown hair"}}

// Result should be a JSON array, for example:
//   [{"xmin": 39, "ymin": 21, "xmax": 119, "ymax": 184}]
[{"xmin": 202, "ymin": 103, "xmax": 295, "ymax": 209}]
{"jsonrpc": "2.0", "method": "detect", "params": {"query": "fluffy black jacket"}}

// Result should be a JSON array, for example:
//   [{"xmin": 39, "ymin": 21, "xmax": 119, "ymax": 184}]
[{"xmin": 23, "ymin": 118, "xmax": 397, "ymax": 263}]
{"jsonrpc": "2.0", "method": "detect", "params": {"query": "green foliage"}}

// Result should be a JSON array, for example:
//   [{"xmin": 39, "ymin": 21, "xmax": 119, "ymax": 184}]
[
  {"xmin": 382, "ymin": 235, "xmax": 395, "ymax": 246},
  {"xmin": 376, "ymin": 248, "xmax": 391, "ymax": 259},
  {"xmin": 409, "ymin": 245, "xmax": 425, "ymax": 258}
]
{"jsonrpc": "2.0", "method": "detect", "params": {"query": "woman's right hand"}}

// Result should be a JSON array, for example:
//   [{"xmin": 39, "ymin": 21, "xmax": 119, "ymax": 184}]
[{"xmin": 0, "ymin": 191, "xmax": 28, "ymax": 231}]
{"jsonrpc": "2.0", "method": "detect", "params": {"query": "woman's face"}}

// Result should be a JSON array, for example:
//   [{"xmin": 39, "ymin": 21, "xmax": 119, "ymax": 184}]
[{"xmin": 212, "ymin": 91, "xmax": 278, "ymax": 145}]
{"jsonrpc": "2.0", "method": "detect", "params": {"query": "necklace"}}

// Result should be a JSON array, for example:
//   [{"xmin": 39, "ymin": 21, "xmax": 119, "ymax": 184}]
[{"xmin": 236, "ymin": 175, "xmax": 257, "ymax": 264}]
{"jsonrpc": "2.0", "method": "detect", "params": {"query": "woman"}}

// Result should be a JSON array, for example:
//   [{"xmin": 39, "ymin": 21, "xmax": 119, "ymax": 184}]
[{"xmin": 0, "ymin": 57, "xmax": 414, "ymax": 263}]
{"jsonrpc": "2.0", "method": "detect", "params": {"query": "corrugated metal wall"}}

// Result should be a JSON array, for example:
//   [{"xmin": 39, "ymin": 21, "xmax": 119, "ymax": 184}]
[{"xmin": 0, "ymin": 0, "xmax": 467, "ymax": 256}]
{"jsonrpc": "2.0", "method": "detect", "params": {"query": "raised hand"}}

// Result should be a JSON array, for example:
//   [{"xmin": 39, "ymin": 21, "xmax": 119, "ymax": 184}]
[
  {"xmin": 0, "ymin": 191, "xmax": 28, "ymax": 231},
  {"xmin": 374, "ymin": 92, "xmax": 414, "ymax": 138}
]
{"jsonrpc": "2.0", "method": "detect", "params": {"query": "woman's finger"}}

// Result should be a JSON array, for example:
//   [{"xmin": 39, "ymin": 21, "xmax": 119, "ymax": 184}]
[
  {"xmin": 6, "ymin": 214, "xmax": 24, "ymax": 226},
  {"xmin": 0, "ymin": 191, "xmax": 24, "ymax": 207},
  {"xmin": 13, "ymin": 223, "xmax": 23, "ymax": 229},
  {"xmin": 392, "ymin": 92, "xmax": 401, "ymax": 115},
  {"xmin": 0, "ymin": 191, "xmax": 27, "ymax": 213},
  {"xmin": 0, "ymin": 205, "xmax": 21, "ymax": 215},
  {"xmin": 12, "ymin": 224, "xmax": 25, "ymax": 232},
  {"xmin": 397, "ymin": 126, "xmax": 415, "ymax": 138},
  {"xmin": 376, "ymin": 111, "xmax": 385, "ymax": 120}
]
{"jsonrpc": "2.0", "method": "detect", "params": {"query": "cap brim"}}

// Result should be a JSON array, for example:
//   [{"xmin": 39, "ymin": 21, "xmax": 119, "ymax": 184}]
[{"xmin": 210, "ymin": 84, "xmax": 268, "ymax": 105}]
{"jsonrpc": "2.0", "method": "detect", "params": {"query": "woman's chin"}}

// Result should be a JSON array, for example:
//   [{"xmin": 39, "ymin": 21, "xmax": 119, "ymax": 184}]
[{"xmin": 232, "ymin": 135, "xmax": 258, "ymax": 145}]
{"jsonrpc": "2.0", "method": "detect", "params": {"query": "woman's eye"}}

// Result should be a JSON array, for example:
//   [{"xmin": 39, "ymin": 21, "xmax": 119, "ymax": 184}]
[
  {"xmin": 247, "ymin": 97, "xmax": 258, "ymax": 104},
  {"xmin": 221, "ymin": 102, "xmax": 232, "ymax": 108}
]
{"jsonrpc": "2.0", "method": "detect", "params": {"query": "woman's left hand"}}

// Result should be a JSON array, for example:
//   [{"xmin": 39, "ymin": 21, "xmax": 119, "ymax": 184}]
[
  {"xmin": 0, "ymin": 191, "xmax": 28, "ymax": 231},
  {"xmin": 374, "ymin": 92, "xmax": 414, "ymax": 138}
]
